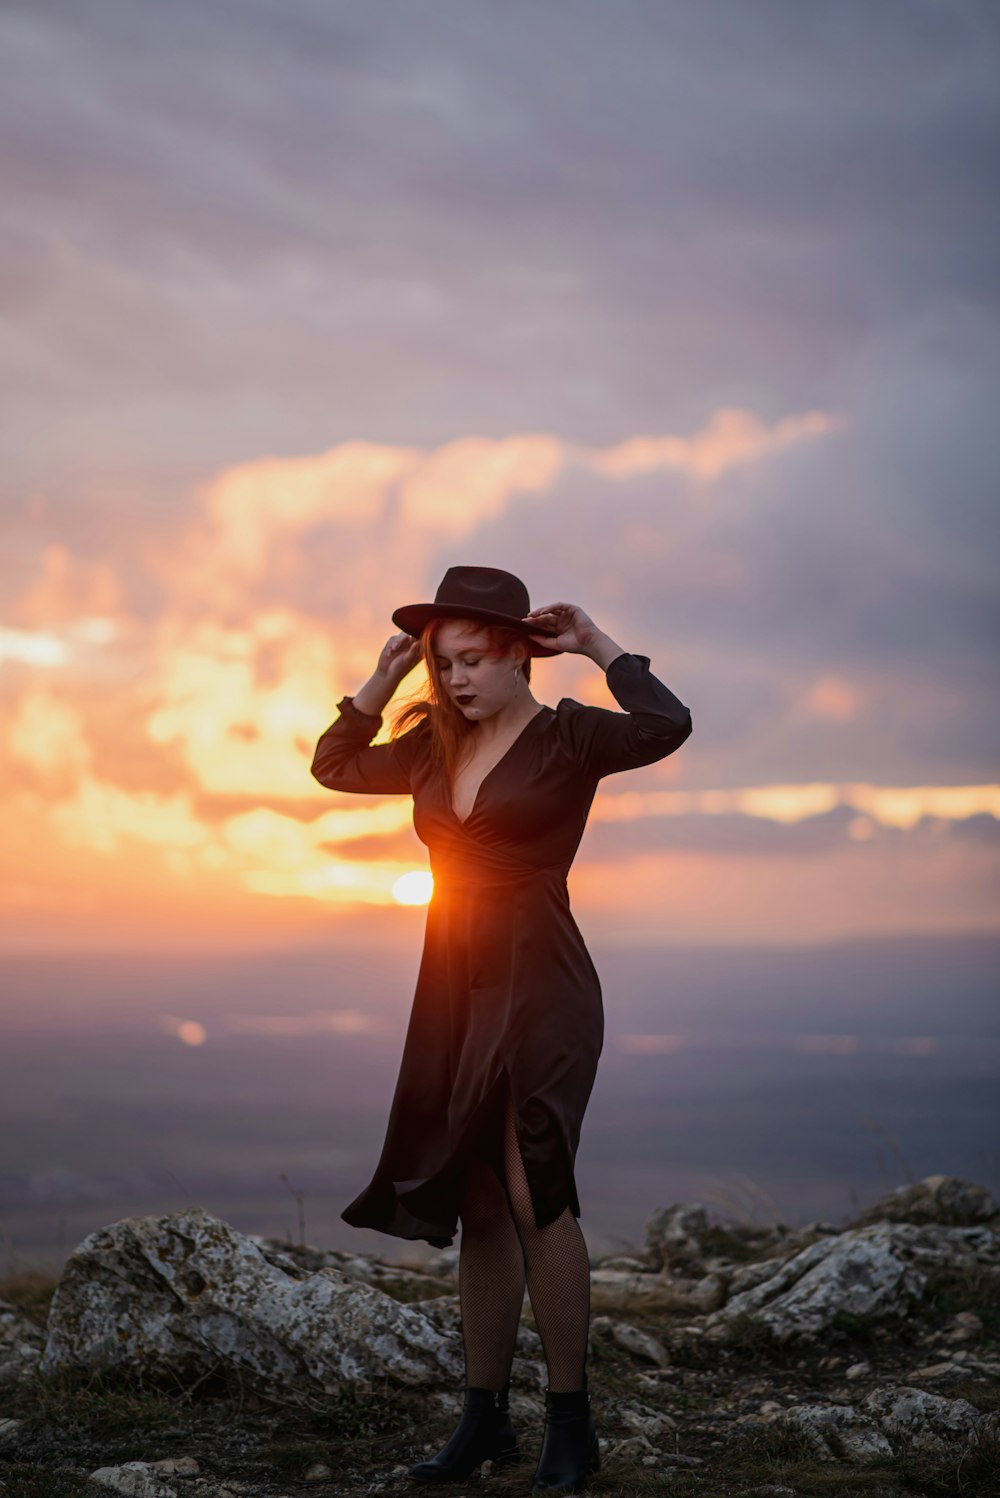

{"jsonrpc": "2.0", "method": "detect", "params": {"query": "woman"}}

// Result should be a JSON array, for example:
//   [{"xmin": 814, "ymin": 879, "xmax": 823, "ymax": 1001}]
[{"xmin": 310, "ymin": 565, "xmax": 692, "ymax": 1493}]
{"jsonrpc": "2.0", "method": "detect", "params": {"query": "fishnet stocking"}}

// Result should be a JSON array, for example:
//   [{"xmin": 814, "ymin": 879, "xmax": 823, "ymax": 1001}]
[
  {"xmin": 500, "ymin": 1086, "xmax": 592, "ymax": 1393},
  {"xmin": 457, "ymin": 1154, "xmax": 526, "ymax": 1389},
  {"xmin": 456, "ymin": 1077, "xmax": 591, "ymax": 1395}
]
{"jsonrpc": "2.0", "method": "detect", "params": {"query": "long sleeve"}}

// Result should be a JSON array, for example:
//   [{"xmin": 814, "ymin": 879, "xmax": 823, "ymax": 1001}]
[
  {"xmin": 310, "ymin": 696, "xmax": 429, "ymax": 795},
  {"xmin": 560, "ymin": 652, "xmax": 692, "ymax": 779}
]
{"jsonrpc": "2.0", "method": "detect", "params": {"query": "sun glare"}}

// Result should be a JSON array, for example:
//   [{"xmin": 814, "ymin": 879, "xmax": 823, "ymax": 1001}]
[
  {"xmin": 160, "ymin": 1015, "xmax": 207, "ymax": 1046},
  {"xmin": 393, "ymin": 870, "xmax": 433, "ymax": 906}
]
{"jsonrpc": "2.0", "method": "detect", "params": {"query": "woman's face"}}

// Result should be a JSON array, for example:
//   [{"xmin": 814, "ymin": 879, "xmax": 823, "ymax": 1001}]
[{"xmin": 432, "ymin": 619, "xmax": 524, "ymax": 720}]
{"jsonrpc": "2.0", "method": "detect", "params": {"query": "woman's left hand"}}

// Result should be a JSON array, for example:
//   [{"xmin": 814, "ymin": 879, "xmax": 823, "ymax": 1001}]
[{"xmin": 521, "ymin": 602, "xmax": 601, "ymax": 655}]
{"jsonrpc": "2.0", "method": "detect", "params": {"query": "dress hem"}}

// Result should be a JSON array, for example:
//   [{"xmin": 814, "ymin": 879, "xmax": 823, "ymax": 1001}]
[{"xmin": 340, "ymin": 1064, "xmax": 582, "ymax": 1248}]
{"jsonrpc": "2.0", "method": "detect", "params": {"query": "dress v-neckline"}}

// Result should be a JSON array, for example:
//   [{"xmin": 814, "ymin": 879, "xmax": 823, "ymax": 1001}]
[{"xmin": 448, "ymin": 706, "xmax": 549, "ymax": 826}]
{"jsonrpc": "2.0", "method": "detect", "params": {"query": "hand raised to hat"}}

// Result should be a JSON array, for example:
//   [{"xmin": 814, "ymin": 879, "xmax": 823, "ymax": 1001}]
[
  {"xmin": 521, "ymin": 602, "xmax": 602, "ymax": 656},
  {"xmin": 377, "ymin": 631, "xmax": 423, "ymax": 684}
]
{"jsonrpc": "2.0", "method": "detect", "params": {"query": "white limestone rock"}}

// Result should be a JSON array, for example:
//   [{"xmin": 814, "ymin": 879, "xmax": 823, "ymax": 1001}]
[
  {"xmin": 739, "ymin": 1487, "xmax": 800, "ymax": 1497},
  {"xmin": 780, "ymin": 1403, "xmax": 894, "ymax": 1462},
  {"xmin": 643, "ymin": 1204, "xmax": 711, "ymax": 1268},
  {"xmin": 590, "ymin": 1266, "xmax": 724, "ymax": 1314},
  {"xmin": 606, "ymin": 1433, "xmax": 658, "ymax": 1460},
  {"xmin": 910, "ymin": 1359, "xmax": 962, "ymax": 1380},
  {"xmin": 595, "ymin": 1254, "xmax": 657, "ymax": 1272},
  {"xmin": 724, "ymin": 1254, "xmax": 797, "ymax": 1299},
  {"xmin": 705, "ymin": 1221, "xmax": 998, "ymax": 1343},
  {"xmin": 249, "ymin": 1236, "xmax": 450, "ymax": 1298},
  {"xmin": 148, "ymin": 1458, "xmax": 199, "ymax": 1478},
  {"xmin": 777, "ymin": 1386, "xmax": 995, "ymax": 1464},
  {"xmin": 42, "ymin": 1207, "xmax": 463, "ymax": 1395},
  {"xmin": 590, "ymin": 1315, "xmax": 670, "ymax": 1366},
  {"xmin": 90, "ymin": 1464, "xmax": 178, "ymax": 1498},
  {"xmin": 850, "ymin": 1175, "xmax": 1000, "ymax": 1230},
  {"xmin": 619, "ymin": 1398, "xmax": 679, "ymax": 1438},
  {"xmin": 859, "ymin": 1385, "xmax": 991, "ymax": 1458},
  {"xmin": 0, "ymin": 1297, "xmax": 44, "ymax": 1383}
]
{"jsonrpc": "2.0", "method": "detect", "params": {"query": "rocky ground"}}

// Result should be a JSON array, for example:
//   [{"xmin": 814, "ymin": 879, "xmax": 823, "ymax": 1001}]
[{"xmin": 1, "ymin": 1175, "xmax": 998, "ymax": 1498}]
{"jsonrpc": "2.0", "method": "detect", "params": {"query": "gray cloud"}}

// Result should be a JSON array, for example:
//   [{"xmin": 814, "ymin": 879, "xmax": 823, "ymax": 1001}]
[{"xmin": 2, "ymin": 0, "xmax": 997, "ymax": 457}]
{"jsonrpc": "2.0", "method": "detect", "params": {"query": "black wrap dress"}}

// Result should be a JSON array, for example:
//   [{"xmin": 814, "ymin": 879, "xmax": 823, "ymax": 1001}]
[{"xmin": 310, "ymin": 651, "xmax": 692, "ymax": 1248}]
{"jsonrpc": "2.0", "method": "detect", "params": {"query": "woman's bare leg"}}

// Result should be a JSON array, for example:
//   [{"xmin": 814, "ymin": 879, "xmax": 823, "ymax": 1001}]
[
  {"xmin": 457, "ymin": 1154, "xmax": 526, "ymax": 1389},
  {"xmin": 501, "ymin": 1090, "xmax": 592, "ymax": 1392}
]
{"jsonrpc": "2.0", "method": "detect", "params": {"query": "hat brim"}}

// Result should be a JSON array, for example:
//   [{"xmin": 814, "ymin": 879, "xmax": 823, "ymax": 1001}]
[{"xmin": 391, "ymin": 602, "xmax": 561, "ymax": 657}]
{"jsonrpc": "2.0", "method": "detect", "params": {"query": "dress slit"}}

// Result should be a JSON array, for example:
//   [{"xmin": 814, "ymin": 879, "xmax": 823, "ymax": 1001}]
[
  {"xmin": 455, "ymin": 1063, "xmax": 580, "ymax": 1233},
  {"xmin": 368, "ymin": 1062, "xmax": 582, "ymax": 1245}
]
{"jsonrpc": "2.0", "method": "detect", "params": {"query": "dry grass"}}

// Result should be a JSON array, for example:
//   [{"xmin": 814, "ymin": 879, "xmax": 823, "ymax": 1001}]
[{"xmin": 0, "ymin": 1269, "xmax": 58, "ymax": 1323}]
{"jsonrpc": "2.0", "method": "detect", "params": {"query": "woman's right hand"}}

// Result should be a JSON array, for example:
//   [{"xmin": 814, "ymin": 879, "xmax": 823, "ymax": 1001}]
[{"xmin": 377, "ymin": 631, "xmax": 423, "ymax": 683}]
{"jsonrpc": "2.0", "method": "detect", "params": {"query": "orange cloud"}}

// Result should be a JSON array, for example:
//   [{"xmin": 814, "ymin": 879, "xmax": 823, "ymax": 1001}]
[
  {"xmin": 147, "ymin": 408, "xmax": 837, "ymax": 611},
  {"xmin": 583, "ymin": 408, "xmax": 842, "ymax": 484},
  {"xmin": 398, "ymin": 434, "xmax": 564, "ymax": 530},
  {"xmin": 145, "ymin": 611, "xmax": 334, "ymax": 797},
  {"xmin": 587, "ymin": 782, "xmax": 1000, "ymax": 829},
  {"xmin": 8, "ymin": 688, "xmax": 91, "ymax": 779},
  {"xmin": 3, "ymin": 409, "xmax": 995, "ymax": 955},
  {"xmin": 15, "ymin": 542, "xmax": 122, "ymax": 626},
  {"xmin": 196, "ymin": 441, "xmax": 420, "ymax": 577}
]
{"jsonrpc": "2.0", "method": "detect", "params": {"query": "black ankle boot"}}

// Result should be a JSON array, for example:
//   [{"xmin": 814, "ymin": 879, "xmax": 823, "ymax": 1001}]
[
  {"xmin": 531, "ymin": 1380, "xmax": 600, "ymax": 1494},
  {"xmin": 409, "ymin": 1381, "xmax": 519, "ymax": 1482}
]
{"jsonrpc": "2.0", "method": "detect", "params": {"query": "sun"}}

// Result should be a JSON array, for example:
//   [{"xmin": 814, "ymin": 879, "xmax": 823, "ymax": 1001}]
[{"xmin": 392, "ymin": 870, "xmax": 433, "ymax": 906}]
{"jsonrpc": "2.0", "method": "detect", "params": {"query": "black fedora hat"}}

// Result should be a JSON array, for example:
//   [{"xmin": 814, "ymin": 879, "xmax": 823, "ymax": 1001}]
[{"xmin": 392, "ymin": 565, "xmax": 560, "ymax": 657}]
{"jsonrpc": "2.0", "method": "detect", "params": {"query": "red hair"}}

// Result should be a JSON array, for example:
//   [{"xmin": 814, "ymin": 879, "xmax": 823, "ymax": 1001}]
[{"xmin": 390, "ymin": 618, "xmax": 534, "ymax": 787}]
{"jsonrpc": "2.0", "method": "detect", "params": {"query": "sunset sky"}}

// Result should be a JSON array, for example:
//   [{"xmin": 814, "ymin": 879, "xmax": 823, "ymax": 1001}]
[
  {"xmin": 1, "ymin": 0, "xmax": 997, "ymax": 958},
  {"xmin": 2, "ymin": 1, "xmax": 999, "ymax": 1267}
]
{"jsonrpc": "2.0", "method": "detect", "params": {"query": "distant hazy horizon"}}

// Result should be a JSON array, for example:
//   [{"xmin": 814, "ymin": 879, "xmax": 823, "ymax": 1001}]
[{"xmin": 3, "ymin": 929, "xmax": 996, "ymax": 1271}]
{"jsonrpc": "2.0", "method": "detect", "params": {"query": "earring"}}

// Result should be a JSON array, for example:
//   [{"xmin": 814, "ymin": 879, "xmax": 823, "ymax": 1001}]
[{"xmin": 514, "ymin": 666, "xmax": 520, "ymax": 686}]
